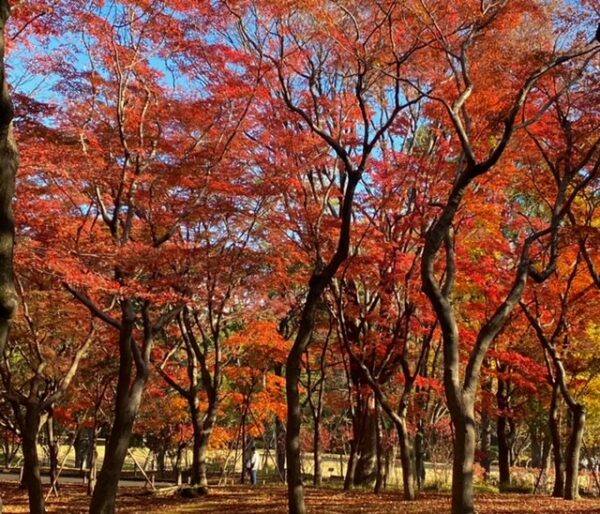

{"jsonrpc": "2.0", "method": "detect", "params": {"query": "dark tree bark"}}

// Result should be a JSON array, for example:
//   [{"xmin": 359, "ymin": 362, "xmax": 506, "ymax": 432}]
[
  {"xmin": 496, "ymin": 370, "xmax": 511, "ymax": 490},
  {"xmin": 88, "ymin": 301, "xmax": 156, "ymax": 514},
  {"xmin": 21, "ymin": 406, "xmax": 44, "ymax": 514},
  {"xmin": 354, "ymin": 407, "xmax": 378, "ymax": 487},
  {"xmin": 419, "ymin": 36, "xmax": 594, "ymax": 512},
  {"xmin": 374, "ymin": 409, "xmax": 386, "ymax": 493},
  {"xmin": 286, "ymin": 174, "xmax": 359, "ymax": 514},
  {"xmin": 0, "ymin": 0, "xmax": 18, "ymax": 344},
  {"xmin": 158, "ymin": 307, "xmax": 221, "ymax": 488}
]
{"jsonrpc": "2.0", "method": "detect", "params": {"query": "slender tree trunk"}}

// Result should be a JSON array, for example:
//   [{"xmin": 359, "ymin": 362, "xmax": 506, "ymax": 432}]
[
  {"xmin": 21, "ymin": 406, "xmax": 44, "ymax": 514},
  {"xmin": 312, "ymin": 414, "xmax": 322, "ymax": 486},
  {"xmin": 275, "ymin": 416, "xmax": 286, "ymax": 481},
  {"xmin": 47, "ymin": 412, "xmax": 59, "ymax": 492},
  {"xmin": 396, "ymin": 416, "xmax": 416, "ymax": 500},
  {"xmin": 374, "ymin": 410, "xmax": 385, "ymax": 494},
  {"xmin": 287, "ymin": 293, "xmax": 322, "ymax": 514},
  {"xmin": 343, "ymin": 438, "xmax": 358, "ymax": 491},
  {"xmin": 549, "ymin": 383, "xmax": 564, "ymax": 498},
  {"xmin": 480, "ymin": 377, "xmax": 492, "ymax": 480},
  {"xmin": 415, "ymin": 421, "xmax": 426, "ymax": 490},
  {"xmin": 564, "ymin": 404, "xmax": 585, "ymax": 500},
  {"xmin": 497, "ymin": 372, "xmax": 511, "ymax": 490},
  {"xmin": 240, "ymin": 407, "xmax": 247, "ymax": 485},
  {"xmin": 87, "ymin": 425, "xmax": 98, "ymax": 496}
]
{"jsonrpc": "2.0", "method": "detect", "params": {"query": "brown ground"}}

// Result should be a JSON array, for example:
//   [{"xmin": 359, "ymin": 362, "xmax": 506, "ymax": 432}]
[{"xmin": 3, "ymin": 482, "xmax": 600, "ymax": 513}]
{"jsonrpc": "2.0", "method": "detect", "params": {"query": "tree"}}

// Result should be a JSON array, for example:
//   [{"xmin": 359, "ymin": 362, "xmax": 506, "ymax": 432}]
[
  {"xmin": 227, "ymin": 2, "xmax": 425, "ymax": 510},
  {"xmin": 413, "ymin": 3, "xmax": 600, "ymax": 512}
]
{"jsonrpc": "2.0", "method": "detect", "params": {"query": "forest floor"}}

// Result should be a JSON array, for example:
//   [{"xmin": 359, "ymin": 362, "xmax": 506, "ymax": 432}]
[{"xmin": 3, "ymin": 482, "xmax": 600, "ymax": 513}]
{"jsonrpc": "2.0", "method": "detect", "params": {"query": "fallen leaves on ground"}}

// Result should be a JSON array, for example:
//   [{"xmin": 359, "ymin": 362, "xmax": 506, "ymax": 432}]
[{"xmin": 2, "ymin": 481, "xmax": 600, "ymax": 513}]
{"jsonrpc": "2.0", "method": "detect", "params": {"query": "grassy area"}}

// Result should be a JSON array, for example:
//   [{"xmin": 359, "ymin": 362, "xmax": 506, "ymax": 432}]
[{"xmin": 3, "ymin": 482, "xmax": 600, "ymax": 513}]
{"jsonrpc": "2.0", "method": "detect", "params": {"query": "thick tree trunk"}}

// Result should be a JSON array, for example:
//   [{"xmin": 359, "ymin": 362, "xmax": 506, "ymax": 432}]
[
  {"xmin": 549, "ymin": 383, "xmax": 564, "ymax": 498},
  {"xmin": 0, "ymin": 1, "xmax": 18, "ymax": 346},
  {"xmin": 89, "ymin": 306, "xmax": 146, "ymax": 514},
  {"xmin": 564, "ymin": 404, "xmax": 585, "ymax": 500},
  {"xmin": 88, "ymin": 389, "xmax": 143, "ymax": 514},
  {"xmin": 450, "ymin": 407, "xmax": 477, "ymax": 514},
  {"xmin": 190, "ymin": 398, "xmax": 216, "ymax": 487},
  {"xmin": 21, "ymin": 406, "xmax": 44, "ymax": 514},
  {"xmin": 354, "ymin": 408, "xmax": 377, "ymax": 487}
]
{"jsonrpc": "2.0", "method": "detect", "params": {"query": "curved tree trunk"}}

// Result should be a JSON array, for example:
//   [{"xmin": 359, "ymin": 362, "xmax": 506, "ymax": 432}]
[{"xmin": 89, "ymin": 306, "xmax": 147, "ymax": 514}]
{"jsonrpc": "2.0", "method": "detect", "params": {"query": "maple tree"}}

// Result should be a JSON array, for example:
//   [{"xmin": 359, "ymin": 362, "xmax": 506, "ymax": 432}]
[{"xmin": 1, "ymin": 2, "xmax": 600, "ymax": 514}]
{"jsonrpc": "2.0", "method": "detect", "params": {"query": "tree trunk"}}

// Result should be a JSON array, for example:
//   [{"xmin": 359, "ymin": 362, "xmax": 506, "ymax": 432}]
[
  {"xmin": 479, "ymin": 379, "xmax": 492, "ymax": 481},
  {"xmin": 564, "ymin": 404, "xmax": 585, "ymax": 500},
  {"xmin": 0, "ymin": 0, "xmax": 19, "ymax": 347},
  {"xmin": 287, "ymin": 293, "xmax": 322, "ymax": 514},
  {"xmin": 312, "ymin": 415, "xmax": 322, "ymax": 486},
  {"xmin": 275, "ymin": 416, "xmax": 286, "ymax": 481},
  {"xmin": 190, "ymin": 397, "xmax": 216, "ymax": 486},
  {"xmin": 21, "ymin": 406, "xmax": 44, "ymax": 514},
  {"xmin": 374, "ymin": 410, "xmax": 385, "ymax": 494},
  {"xmin": 497, "ymin": 372, "xmax": 511, "ymax": 490},
  {"xmin": 415, "ymin": 421, "xmax": 426, "ymax": 489},
  {"xmin": 47, "ymin": 413, "xmax": 59, "ymax": 492},
  {"xmin": 549, "ymin": 383, "xmax": 564, "ymax": 498},
  {"xmin": 89, "ymin": 306, "xmax": 146, "ymax": 514},
  {"xmin": 354, "ymin": 408, "xmax": 377, "ymax": 487},
  {"xmin": 87, "ymin": 424, "xmax": 98, "ymax": 495},
  {"xmin": 343, "ymin": 438, "xmax": 358, "ymax": 491},
  {"xmin": 450, "ymin": 402, "xmax": 477, "ymax": 514},
  {"xmin": 396, "ymin": 416, "xmax": 416, "ymax": 500}
]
